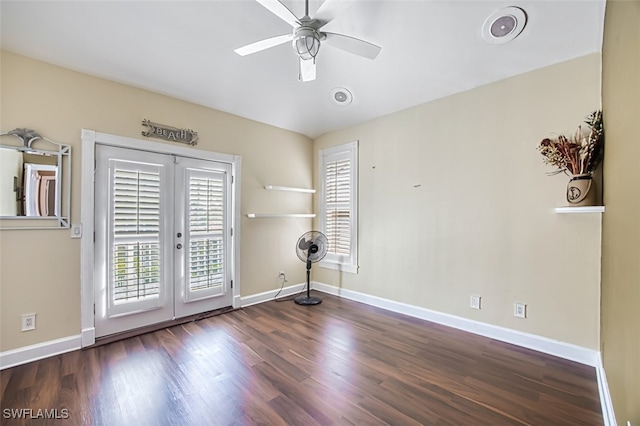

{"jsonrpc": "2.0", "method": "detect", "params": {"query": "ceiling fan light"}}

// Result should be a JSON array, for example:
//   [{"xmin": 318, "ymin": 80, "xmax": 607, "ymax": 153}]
[{"xmin": 293, "ymin": 27, "xmax": 320, "ymax": 60}]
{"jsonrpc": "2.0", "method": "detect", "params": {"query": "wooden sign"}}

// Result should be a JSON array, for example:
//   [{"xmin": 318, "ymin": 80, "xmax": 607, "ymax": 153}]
[{"xmin": 142, "ymin": 119, "xmax": 198, "ymax": 145}]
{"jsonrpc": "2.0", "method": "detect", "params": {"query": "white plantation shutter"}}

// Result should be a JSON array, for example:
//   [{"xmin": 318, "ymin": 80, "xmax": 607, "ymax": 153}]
[
  {"xmin": 109, "ymin": 162, "xmax": 164, "ymax": 311},
  {"xmin": 325, "ymin": 158, "xmax": 351, "ymax": 255},
  {"xmin": 185, "ymin": 169, "xmax": 227, "ymax": 300},
  {"xmin": 319, "ymin": 141, "xmax": 358, "ymax": 273}
]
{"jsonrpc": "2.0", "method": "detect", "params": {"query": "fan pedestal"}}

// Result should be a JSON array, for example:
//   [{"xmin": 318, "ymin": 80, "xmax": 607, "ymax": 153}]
[
  {"xmin": 294, "ymin": 295, "xmax": 322, "ymax": 305},
  {"xmin": 295, "ymin": 264, "xmax": 322, "ymax": 305}
]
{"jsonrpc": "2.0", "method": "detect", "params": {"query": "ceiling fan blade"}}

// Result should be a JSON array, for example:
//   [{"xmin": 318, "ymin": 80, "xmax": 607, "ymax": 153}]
[
  {"xmin": 299, "ymin": 58, "xmax": 316, "ymax": 82},
  {"xmin": 256, "ymin": 0, "xmax": 300, "ymax": 27},
  {"xmin": 313, "ymin": 0, "xmax": 356, "ymax": 28},
  {"xmin": 323, "ymin": 32, "xmax": 381, "ymax": 59},
  {"xmin": 234, "ymin": 33, "xmax": 293, "ymax": 56}
]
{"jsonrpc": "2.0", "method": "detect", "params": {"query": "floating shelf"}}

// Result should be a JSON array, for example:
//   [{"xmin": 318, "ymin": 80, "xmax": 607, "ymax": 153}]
[
  {"xmin": 246, "ymin": 213, "xmax": 316, "ymax": 218},
  {"xmin": 264, "ymin": 185, "xmax": 315, "ymax": 193},
  {"xmin": 555, "ymin": 206, "xmax": 605, "ymax": 214}
]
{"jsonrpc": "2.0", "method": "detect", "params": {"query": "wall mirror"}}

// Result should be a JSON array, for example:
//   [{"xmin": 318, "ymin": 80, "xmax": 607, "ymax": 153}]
[{"xmin": 0, "ymin": 128, "xmax": 71, "ymax": 229}]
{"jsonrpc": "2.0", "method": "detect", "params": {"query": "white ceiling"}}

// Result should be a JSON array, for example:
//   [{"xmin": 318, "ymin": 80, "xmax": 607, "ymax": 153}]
[{"xmin": 1, "ymin": 0, "xmax": 605, "ymax": 139}]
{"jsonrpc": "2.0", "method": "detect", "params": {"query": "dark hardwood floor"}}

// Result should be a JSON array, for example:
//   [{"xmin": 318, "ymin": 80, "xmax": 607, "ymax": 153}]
[{"xmin": 1, "ymin": 292, "xmax": 603, "ymax": 425}]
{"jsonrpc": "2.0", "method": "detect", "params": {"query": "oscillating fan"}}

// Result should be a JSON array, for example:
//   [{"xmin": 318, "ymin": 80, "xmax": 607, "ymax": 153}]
[{"xmin": 295, "ymin": 230, "xmax": 328, "ymax": 305}]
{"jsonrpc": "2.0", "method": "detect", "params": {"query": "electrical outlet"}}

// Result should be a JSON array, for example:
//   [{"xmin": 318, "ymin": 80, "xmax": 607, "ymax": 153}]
[
  {"xmin": 514, "ymin": 303, "xmax": 526, "ymax": 318},
  {"xmin": 21, "ymin": 313, "xmax": 36, "ymax": 331},
  {"xmin": 278, "ymin": 271, "xmax": 285, "ymax": 278},
  {"xmin": 470, "ymin": 295, "xmax": 481, "ymax": 310}
]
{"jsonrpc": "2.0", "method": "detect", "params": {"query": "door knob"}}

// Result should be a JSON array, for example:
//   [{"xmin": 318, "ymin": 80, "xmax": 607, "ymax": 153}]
[{"xmin": 176, "ymin": 243, "xmax": 183, "ymax": 249}]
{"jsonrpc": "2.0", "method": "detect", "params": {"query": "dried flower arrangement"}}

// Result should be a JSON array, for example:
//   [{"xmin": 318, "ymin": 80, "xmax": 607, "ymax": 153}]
[{"xmin": 538, "ymin": 110, "xmax": 604, "ymax": 176}]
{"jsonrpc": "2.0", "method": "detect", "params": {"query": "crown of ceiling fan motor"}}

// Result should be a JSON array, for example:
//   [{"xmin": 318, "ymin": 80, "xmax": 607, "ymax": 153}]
[{"xmin": 293, "ymin": 26, "xmax": 321, "ymax": 60}]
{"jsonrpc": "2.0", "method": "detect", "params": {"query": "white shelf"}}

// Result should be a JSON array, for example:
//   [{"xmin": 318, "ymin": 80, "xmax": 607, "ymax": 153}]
[
  {"xmin": 555, "ymin": 206, "xmax": 605, "ymax": 214},
  {"xmin": 264, "ymin": 185, "xmax": 315, "ymax": 193},
  {"xmin": 246, "ymin": 213, "xmax": 316, "ymax": 218}
]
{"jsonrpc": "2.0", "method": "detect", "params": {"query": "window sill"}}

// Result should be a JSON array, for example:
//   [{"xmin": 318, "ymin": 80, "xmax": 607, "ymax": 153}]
[
  {"xmin": 246, "ymin": 213, "xmax": 316, "ymax": 218},
  {"xmin": 319, "ymin": 260, "xmax": 358, "ymax": 274}
]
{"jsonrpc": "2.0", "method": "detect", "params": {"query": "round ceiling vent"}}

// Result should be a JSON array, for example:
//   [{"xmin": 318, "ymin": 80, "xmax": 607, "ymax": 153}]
[
  {"xmin": 331, "ymin": 87, "xmax": 353, "ymax": 106},
  {"xmin": 482, "ymin": 7, "xmax": 527, "ymax": 44}
]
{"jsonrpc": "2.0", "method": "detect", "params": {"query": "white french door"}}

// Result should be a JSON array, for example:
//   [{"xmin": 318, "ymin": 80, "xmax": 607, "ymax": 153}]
[
  {"xmin": 95, "ymin": 145, "xmax": 233, "ymax": 337},
  {"xmin": 174, "ymin": 157, "xmax": 231, "ymax": 318}
]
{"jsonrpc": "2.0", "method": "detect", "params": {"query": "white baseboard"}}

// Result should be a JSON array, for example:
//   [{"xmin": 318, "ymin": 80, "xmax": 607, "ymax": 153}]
[
  {"xmin": 596, "ymin": 353, "xmax": 618, "ymax": 426},
  {"xmin": 81, "ymin": 327, "xmax": 95, "ymax": 348},
  {"xmin": 240, "ymin": 282, "xmax": 306, "ymax": 307},
  {"xmin": 233, "ymin": 295, "xmax": 242, "ymax": 309},
  {"xmin": 312, "ymin": 281, "xmax": 599, "ymax": 367},
  {"xmin": 0, "ymin": 334, "xmax": 82, "ymax": 370}
]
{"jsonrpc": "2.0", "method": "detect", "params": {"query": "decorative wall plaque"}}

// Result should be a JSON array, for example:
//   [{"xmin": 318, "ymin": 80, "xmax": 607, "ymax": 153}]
[{"xmin": 142, "ymin": 119, "xmax": 198, "ymax": 145}]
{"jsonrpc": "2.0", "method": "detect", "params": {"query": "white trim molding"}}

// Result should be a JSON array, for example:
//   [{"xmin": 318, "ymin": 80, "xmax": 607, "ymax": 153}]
[
  {"xmin": 0, "ymin": 335, "xmax": 81, "ymax": 370},
  {"xmin": 312, "ymin": 281, "xmax": 600, "ymax": 367},
  {"xmin": 240, "ymin": 283, "xmax": 306, "ymax": 307},
  {"xmin": 596, "ymin": 353, "xmax": 618, "ymax": 426},
  {"xmin": 81, "ymin": 327, "xmax": 96, "ymax": 348}
]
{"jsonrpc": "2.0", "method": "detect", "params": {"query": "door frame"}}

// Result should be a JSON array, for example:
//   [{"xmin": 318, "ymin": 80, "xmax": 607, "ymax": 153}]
[{"xmin": 80, "ymin": 129, "xmax": 242, "ymax": 347}]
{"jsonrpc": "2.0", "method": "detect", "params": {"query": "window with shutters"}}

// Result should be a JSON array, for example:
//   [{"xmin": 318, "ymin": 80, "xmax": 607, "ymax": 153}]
[
  {"xmin": 111, "ymin": 166, "xmax": 162, "ymax": 306},
  {"xmin": 187, "ymin": 171, "xmax": 226, "ymax": 299},
  {"xmin": 319, "ymin": 141, "xmax": 358, "ymax": 273}
]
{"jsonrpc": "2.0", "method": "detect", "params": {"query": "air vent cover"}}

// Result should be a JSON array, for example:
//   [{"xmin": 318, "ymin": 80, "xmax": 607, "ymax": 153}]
[
  {"xmin": 482, "ymin": 7, "xmax": 527, "ymax": 44},
  {"xmin": 331, "ymin": 88, "xmax": 353, "ymax": 106}
]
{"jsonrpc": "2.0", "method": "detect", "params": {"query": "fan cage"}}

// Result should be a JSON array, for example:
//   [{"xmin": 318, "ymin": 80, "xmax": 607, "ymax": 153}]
[{"xmin": 296, "ymin": 231, "xmax": 328, "ymax": 263}]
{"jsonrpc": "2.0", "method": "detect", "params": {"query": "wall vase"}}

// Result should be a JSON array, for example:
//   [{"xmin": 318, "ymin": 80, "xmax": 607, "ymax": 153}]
[{"xmin": 566, "ymin": 173, "xmax": 595, "ymax": 206}]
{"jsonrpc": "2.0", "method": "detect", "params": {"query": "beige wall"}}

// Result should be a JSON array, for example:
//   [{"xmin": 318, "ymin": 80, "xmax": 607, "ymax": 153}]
[
  {"xmin": 601, "ymin": 1, "xmax": 640, "ymax": 424},
  {"xmin": 0, "ymin": 51, "xmax": 313, "ymax": 352},
  {"xmin": 314, "ymin": 54, "xmax": 603, "ymax": 349},
  {"xmin": 0, "ymin": 48, "xmax": 608, "ymax": 366}
]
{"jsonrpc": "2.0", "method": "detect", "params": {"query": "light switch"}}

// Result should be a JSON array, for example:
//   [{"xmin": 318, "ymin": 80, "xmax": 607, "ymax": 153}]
[{"xmin": 71, "ymin": 224, "xmax": 82, "ymax": 239}]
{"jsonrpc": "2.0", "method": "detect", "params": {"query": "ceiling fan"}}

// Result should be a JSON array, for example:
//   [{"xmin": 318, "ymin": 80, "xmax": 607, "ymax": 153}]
[{"xmin": 234, "ymin": 0, "xmax": 382, "ymax": 82}]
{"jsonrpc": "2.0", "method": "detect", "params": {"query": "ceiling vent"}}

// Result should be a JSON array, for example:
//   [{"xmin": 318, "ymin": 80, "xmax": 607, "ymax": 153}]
[
  {"xmin": 331, "ymin": 88, "xmax": 353, "ymax": 106},
  {"xmin": 482, "ymin": 7, "xmax": 527, "ymax": 44}
]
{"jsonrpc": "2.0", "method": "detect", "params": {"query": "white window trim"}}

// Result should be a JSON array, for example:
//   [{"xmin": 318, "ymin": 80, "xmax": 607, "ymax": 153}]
[{"xmin": 318, "ymin": 141, "xmax": 358, "ymax": 274}]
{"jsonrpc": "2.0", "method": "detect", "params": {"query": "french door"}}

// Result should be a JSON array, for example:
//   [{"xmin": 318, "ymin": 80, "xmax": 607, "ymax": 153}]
[{"xmin": 94, "ymin": 145, "xmax": 233, "ymax": 337}]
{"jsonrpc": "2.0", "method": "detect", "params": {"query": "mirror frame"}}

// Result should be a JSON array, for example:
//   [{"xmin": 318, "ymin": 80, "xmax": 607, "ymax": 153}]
[{"xmin": 0, "ymin": 131, "xmax": 71, "ymax": 230}]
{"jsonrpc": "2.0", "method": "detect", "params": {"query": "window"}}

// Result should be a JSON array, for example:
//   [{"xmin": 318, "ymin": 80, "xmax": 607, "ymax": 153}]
[
  {"xmin": 109, "ymin": 161, "xmax": 164, "ymax": 313},
  {"xmin": 187, "ymin": 170, "xmax": 226, "ymax": 297},
  {"xmin": 319, "ymin": 141, "xmax": 358, "ymax": 273}
]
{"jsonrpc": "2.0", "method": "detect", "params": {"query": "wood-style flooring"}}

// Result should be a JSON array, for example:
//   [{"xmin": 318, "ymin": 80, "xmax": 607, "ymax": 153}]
[{"xmin": 1, "ymin": 292, "xmax": 603, "ymax": 425}]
